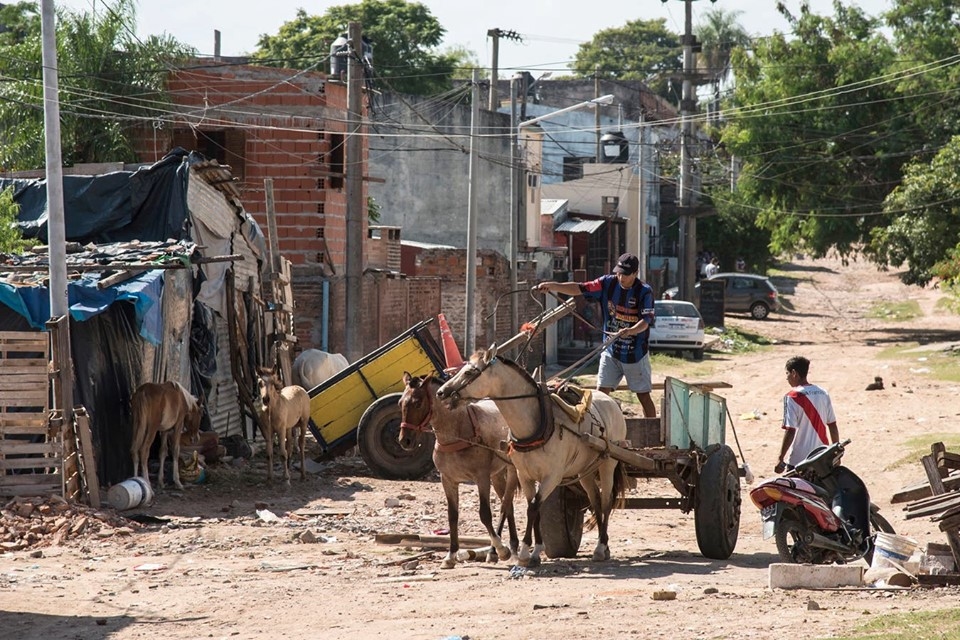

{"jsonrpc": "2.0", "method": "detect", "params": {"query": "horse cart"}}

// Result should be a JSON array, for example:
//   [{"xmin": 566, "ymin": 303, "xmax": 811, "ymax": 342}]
[
  {"xmin": 540, "ymin": 377, "xmax": 743, "ymax": 560},
  {"xmin": 304, "ymin": 318, "xmax": 446, "ymax": 480}
]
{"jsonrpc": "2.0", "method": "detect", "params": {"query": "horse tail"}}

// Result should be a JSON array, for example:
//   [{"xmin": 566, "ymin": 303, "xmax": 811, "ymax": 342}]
[
  {"xmin": 130, "ymin": 391, "xmax": 146, "ymax": 455},
  {"xmin": 583, "ymin": 462, "xmax": 630, "ymax": 531}
]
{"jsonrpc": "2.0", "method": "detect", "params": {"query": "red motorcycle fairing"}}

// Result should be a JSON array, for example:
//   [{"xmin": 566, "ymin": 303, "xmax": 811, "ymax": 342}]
[{"xmin": 749, "ymin": 477, "xmax": 844, "ymax": 532}]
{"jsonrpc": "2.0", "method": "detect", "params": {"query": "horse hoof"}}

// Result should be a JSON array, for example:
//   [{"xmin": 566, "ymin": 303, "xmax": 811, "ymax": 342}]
[
  {"xmin": 441, "ymin": 558, "xmax": 457, "ymax": 570},
  {"xmin": 526, "ymin": 555, "xmax": 542, "ymax": 568},
  {"xmin": 496, "ymin": 547, "xmax": 512, "ymax": 562},
  {"xmin": 592, "ymin": 547, "xmax": 611, "ymax": 562}
]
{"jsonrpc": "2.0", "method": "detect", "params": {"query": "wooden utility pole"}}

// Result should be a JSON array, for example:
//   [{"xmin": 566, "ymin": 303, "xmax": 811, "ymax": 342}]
[
  {"xmin": 345, "ymin": 21, "xmax": 364, "ymax": 362},
  {"xmin": 678, "ymin": 0, "xmax": 700, "ymax": 304}
]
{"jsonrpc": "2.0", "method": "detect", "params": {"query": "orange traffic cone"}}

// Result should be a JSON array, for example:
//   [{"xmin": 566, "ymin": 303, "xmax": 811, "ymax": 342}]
[{"xmin": 437, "ymin": 313, "xmax": 464, "ymax": 369}]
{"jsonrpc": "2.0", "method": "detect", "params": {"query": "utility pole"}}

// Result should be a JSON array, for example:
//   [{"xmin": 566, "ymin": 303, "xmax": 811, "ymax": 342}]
[
  {"xmin": 464, "ymin": 69, "xmax": 481, "ymax": 354},
  {"xmin": 40, "ymin": 0, "xmax": 73, "ymax": 423},
  {"xmin": 344, "ymin": 21, "xmax": 364, "ymax": 362},
  {"xmin": 509, "ymin": 75, "xmax": 520, "ymax": 338},
  {"xmin": 677, "ymin": 0, "xmax": 700, "ymax": 304},
  {"xmin": 487, "ymin": 29, "xmax": 522, "ymax": 111},
  {"xmin": 594, "ymin": 67, "xmax": 602, "ymax": 161}
]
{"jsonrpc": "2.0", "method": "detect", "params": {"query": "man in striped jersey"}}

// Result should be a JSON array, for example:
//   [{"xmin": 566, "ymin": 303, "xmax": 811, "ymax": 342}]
[
  {"xmin": 535, "ymin": 253, "xmax": 657, "ymax": 417},
  {"xmin": 775, "ymin": 355, "xmax": 840, "ymax": 474}
]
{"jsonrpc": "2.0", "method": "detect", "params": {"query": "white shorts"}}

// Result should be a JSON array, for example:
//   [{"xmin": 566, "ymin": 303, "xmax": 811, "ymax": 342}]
[{"xmin": 597, "ymin": 351, "xmax": 652, "ymax": 393}]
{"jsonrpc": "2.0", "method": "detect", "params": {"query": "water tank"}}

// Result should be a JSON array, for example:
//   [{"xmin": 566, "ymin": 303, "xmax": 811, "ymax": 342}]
[
  {"xmin": 330, "ymin": 35, "xmax": 374, "ymax": 78},
  {"xmin": 600, "ymin": 131, "xmax": 629, "ymax": 163}
]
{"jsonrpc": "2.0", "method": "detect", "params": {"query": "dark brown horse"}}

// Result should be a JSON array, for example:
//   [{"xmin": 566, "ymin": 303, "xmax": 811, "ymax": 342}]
[
  {"xmin": 130, "ymin": 381, "xmax": 202, "ymax": 493},
  {"xmin": 399, "ymin": 372, "xmax": 519, "ymax": 569}
]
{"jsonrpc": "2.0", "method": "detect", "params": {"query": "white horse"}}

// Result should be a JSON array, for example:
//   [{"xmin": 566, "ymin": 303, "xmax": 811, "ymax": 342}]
[
  {"xmin": 437, "ymin": 345, "xmax": 628, "ymax": 567},
  {"xmin": 291, "ymin": 349, "xmax": 349, "ymax": 391}
]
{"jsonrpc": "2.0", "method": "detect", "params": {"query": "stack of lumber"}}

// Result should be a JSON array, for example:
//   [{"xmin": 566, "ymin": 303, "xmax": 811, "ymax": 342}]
[{"xmin": 896, "ymin": 442, "xmax": 960, "ymax": 584}]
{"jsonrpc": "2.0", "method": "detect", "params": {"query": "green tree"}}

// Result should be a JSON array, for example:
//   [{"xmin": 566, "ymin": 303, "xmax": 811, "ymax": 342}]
[
  {"xmin": 869, "ymin": 136, "xmax": 960, "ymax": 286},
  {"xmin": 0, "ymin": 187, "xmax": 31, "ymax": 253},
  {"xmin": 252, "ymin": 1, "xmax": 462, "ymax": 96},
  {"xmin": 572, "ymin": 19, "xmax": 681, "ymax": 101},
  {"xmin": 0, "ymin": 0, "xmax": 195, "ymax": 171},
  {"xmin": 695, "ymin": 8, "xmax": 750, "ymax": 114},
  {"xmin": 720, "ymin": 2, "xmax": 900, "ymax": 259}
]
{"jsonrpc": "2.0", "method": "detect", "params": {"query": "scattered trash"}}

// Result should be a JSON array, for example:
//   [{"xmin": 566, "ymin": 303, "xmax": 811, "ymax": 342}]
[
  {"xmin": 509, "ymin": 565, "xmax": 535, "ymax": 579},
  {"xmin": 133, "ymin": 563, "xmax": 166, "ymax": 572},
  {"xmin": 256, "ymin": 509, "xmax": 280, "ymax": 523},
  {"xmin": 652, "ymin": 590, "xmax": 677, "ymax": 601}
]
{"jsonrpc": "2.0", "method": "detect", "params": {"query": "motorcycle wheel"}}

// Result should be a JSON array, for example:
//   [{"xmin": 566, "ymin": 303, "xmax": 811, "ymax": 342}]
[{"xmin": 774, "ymin": 511, "xmax": 822, "ymax": 564}]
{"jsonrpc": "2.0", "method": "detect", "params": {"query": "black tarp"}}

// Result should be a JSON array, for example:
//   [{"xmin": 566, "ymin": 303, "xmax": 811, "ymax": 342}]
[{"xmin": 2, "ymin": 148, "xmax": 193, "ymax": 244}]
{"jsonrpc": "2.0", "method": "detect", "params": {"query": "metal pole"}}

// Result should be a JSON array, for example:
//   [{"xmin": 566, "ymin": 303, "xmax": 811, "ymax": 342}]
[
  {"xmin": 594, "ymin": 67, "xmax": 601, "ymax": 161},
  {"xmin": 464, "ymin": 69, "xmax": 481, "ymax": 354},
  {"xmin": 678, "ymin": 0, "xmax": 697, "ymax": 303},
  {"xmin": 638, "ymin": 117, "xmax": 647, "ymax": 281},
  {"xmin": 509, "ymin": 76, "xmax": 519, "ymax": 338},
  {"xmin": 344, "ymin": 21, "xmax": 364, "ymax": 362}
]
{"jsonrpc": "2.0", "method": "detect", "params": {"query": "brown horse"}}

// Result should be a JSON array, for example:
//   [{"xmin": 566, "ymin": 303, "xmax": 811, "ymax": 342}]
[
  {"xmin": 130, "ymin": 381, "xmax": 202, "ymax": 493},
  {"xmin": 257, "ymin": 369, "xmax": 310, "ymax": 485},
  {"xmin": 437, "ymin": 346, "xmax": 629, "ymax": 567},
  {"xmin": 399, "ymin": 372, "xmax": 519, "ymax": 569}
]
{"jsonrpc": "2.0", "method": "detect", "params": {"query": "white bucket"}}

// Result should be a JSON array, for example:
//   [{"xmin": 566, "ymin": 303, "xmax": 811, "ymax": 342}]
[
  {"xmin": 107, "ymin": 477, "xmax": 154, "ymax": 510},
  {"xmin": 871, "ymin": 532, "xmax": 919, "ymax": 571}
]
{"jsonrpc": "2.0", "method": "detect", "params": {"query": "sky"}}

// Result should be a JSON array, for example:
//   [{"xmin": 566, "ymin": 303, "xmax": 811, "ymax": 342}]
[{"xmin": 57, "ymin": 0, "xmax": 893, "ymax": 73}]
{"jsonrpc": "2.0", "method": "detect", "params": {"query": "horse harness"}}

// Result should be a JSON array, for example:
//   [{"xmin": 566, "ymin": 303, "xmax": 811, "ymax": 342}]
[{"xmin": 400, "ymin": 378, "xmax": 491, "ymax": 454}]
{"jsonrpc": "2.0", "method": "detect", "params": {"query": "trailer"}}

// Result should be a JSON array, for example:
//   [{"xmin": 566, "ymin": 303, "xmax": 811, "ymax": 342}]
[
  {"xmin": 540, "ymin": 377, "xmax": 743, "ymax": 560},
  {"xmin": 304, "ymin": 318, "xmax": 446, "ymax": 480}
]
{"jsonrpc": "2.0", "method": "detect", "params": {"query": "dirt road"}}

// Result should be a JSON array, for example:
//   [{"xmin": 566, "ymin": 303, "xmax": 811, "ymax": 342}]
[{"xmin": 2, "ymin": 255, "xmax": 960, "ymax": 640}]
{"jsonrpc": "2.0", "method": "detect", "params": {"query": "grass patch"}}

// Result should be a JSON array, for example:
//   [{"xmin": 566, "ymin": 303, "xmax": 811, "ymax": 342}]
[
  {"xmin": 868, "ymin": 300, "xmax": 922, "ymax": 321},
  {"xmin": 826, "ymin": 608, "xmax": 960, "ymax": 639},
  {"xmin": 876, "ymin": 342, "xmax": 960, "ymax": 383},
  {"xmin": 935, "ymin": 295, "xmax": 960, "ymax": 315},
  {"xmin": 707, "ymin": 324, "xmax": 773, "ymax": 354},
  {"xmin": 885, "ymin": 432, "xmax": 960, "ymax": 470}
]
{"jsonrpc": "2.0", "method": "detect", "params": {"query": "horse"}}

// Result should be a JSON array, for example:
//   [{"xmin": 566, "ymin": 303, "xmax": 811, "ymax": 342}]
[
  {"xmin": 291, "ymin": 349, "xmax": 350, "ymax": 391},
  {"xmin": 436, "ymin": 345, "xmax": 629, "ymax": 567},
  {"xmin": 257, "ymin": 369, "xmax": 310, "ymax": 485},
  {"xmin": 130, "ymin": 381, "xmax": 202, "ymax": 493},
  {"xmin": 399, "ymin": 372, "xmax": 520, "ymax": 569}
]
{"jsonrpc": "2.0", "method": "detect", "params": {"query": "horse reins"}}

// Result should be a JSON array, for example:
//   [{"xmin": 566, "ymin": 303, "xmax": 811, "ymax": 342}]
[{"xmin": 401, "ymin": 378, "xmax": 488, "ymax": 454}]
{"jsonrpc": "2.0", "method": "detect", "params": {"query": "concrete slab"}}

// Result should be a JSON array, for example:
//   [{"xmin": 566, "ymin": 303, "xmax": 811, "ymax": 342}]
[{"xmin": 769, "ymin": 563, "xmax": 864, "ymax": 589}]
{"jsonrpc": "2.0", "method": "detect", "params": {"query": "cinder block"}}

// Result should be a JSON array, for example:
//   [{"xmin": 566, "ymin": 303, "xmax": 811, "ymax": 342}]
[{"xmin": 769, "ymin": 563, "xmax": 864, "ymax": 589}]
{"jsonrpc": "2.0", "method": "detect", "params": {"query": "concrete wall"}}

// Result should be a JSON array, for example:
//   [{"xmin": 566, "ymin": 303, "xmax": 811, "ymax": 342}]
[{"xmin": 368, "ymin": 93, "xmax": 514, "ymax": 259}]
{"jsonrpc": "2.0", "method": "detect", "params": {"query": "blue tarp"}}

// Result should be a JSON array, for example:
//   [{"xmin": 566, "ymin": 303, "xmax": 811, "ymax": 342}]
[{"xmin": 0, "ymin": 270, "xmax": 164, "ymax": 344}]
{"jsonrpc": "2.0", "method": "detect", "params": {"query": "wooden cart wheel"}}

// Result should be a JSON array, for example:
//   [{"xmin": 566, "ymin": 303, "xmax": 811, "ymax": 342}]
[
  {"xmin": 357, "ymin": 393, "xmax": 436, "ymax": 480},
  {"xmin": 694, "ymin": 444, "xmax": 741, "ymax": 559},
  {"xmin": 540, "ymin": 485, "xmax": 588, "ymax": 558}
]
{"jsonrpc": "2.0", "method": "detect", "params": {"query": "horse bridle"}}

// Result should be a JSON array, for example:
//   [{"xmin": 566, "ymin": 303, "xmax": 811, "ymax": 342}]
[
  {"xmin": 399, "ymin": 378, "xmax": 434, "ymax": 435},
  {"xmin": 443, "ymin": 356, "xmax": 554, "ymax": 452}
]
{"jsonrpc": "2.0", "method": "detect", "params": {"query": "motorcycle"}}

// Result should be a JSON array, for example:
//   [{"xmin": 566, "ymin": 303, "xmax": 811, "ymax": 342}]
[{"xmin": 749, "ymin": 439, "xmax": 895, "ymax": 564}]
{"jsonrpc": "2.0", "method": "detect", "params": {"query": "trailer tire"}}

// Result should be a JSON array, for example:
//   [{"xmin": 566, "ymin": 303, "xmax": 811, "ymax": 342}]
[
  {"xmin": 540, "ymin": 486, "xmax": 587, "ymax": 558},
  {"xmin": 357, "ymin": 393, "xmax": 435, "ymax": 480},
  {"xmin": 694, "ymin": 444, "xmax": 741, "ymax": 559}
]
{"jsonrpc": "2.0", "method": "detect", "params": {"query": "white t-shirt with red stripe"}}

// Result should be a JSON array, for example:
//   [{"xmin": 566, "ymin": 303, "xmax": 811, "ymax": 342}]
[{"xmin": 782, "ymin": 384, "xmax": 836, "ymax": 466}]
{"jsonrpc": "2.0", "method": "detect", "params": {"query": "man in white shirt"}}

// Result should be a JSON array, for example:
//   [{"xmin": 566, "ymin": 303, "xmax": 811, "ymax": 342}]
[{"xmin": 775, "ymin": 356, "xmax": 840, "ymax": 473}]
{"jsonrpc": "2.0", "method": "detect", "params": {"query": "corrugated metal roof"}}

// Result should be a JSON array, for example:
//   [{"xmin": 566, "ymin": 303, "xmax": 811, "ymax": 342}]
[
  {"xmin": 541, "ymin": 198, "xmax": 569, "ymax": 217},
  {"xmin": 555, "ymin": 218, "xmax": 606, "ymax": 234}
]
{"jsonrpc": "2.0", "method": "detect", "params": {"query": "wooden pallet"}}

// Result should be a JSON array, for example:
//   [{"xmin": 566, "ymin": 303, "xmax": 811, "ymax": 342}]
[{"xmin": 901, "ymin": 442, "xmax": 960, "ymax": 572}]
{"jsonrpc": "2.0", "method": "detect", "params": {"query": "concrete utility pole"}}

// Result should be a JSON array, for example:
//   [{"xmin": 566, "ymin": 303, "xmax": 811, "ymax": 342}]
[
  {"xmin": 677, "ymin": 0, "xmax": 701, "ymax": 304},
  {"xmin": 344, "ymin": 21, "xmax": 364, "ymax": 362},
  {"xmin": 40, "ymin": 0, "xmax": 74, "ymax": 429},
  {"xmin": 595, "ymin": 67, "xmax": 602, "ymax": 161},
  {"xmin": 487, "ymin": 29, "xmax": 521, "ymax": 111},
  {"xmin": 509, "ymin": 75, "xmax": 520, "ymax": 338},
  {"xmin": 464, "ymin": 69, "xmax": 481, "ymax": 354}
]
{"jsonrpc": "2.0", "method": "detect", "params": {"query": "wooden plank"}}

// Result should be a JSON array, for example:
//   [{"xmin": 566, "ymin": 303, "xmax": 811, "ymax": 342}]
[
  {"xmin": 75, "ymin": 409, "xmax": 100, "ymax": 507},
  {"xmin": 922, "ymin": 454, "xmax": 947, "ymax": 495},
  {"xmin": 374, "ymin": 533, "xmax": 492, "ymax": 548},
  {"xmin": 0, "ymin": 441, "xmax": 59, "ymax": 456},
  {"xmin": 581, "ymin": 432, "xmax": 657, "ymax": 471},
  {"xmin": 892, "ymin": 472, "xmax": 960, "ymax": 503},
  {"xmin": 0, "ymin": 457, "xmax": 61, "ymax": 470},
  {"xmin": 0, "ymin": 479, "xmax": 62, "ymax": 496},
  {"xmin": 905, "ymin": 496, "xmax": 960, "ymax": 520},
  {"xmin": 904, "ymin": 491, "xmax": 960, "ymax": 512},
  {"xmin": 936, "ymin": 450, "xmax": 960, "ymax": 472},
  {"xmin": 0, "ymin": 417, "xmax": 49, "ymax": 430},
  {"xmin": 917, "ymin": 574, "xmax": 960, "ymax": 587},
  {"xmin": 0, "ymin": 389, "xmax": 47, "ymax": 402}
]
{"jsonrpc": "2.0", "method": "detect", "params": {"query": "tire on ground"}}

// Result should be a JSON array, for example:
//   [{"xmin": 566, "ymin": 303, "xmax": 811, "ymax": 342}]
[
  {"xmin": 694, "ymin": 444, "xmax": 741, "ymax": 559},
  {"xmin": 540, "ymin": 485, "xmax": 587, "ymax": 558},
  {"xmin": 357, "ymin": 393, "xmax": 435, "ymax": 480}
]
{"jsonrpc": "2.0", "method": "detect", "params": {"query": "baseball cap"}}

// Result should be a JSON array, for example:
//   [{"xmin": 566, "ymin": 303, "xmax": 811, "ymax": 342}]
[{"xmin": 613, "ymin": 253, "xmax": 639, "ymax": 275}]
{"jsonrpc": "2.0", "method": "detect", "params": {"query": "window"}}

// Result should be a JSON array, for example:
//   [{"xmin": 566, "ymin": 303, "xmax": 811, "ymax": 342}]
[{"xmin": 327, "ymin": 133, "xmax": 344, "ymax": 189}]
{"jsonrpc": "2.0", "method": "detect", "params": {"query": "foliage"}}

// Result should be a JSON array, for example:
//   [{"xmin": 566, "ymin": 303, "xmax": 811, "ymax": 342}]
[
  {"xmin": 867, "ymin": 300, "xmax": 921, "ymax": 321},
  {"xmin": 720, "ymin": 3, "xmax": 902, "ymax": 261},
  {"xmin": 827, "ymin": 605, "xmax": 960, "ymax": 638},
  {"xmin": 706, "ymin": 324, "xmax": 772, "ymax": 354},
  {"xmin": 252, "ymin": 1, "xmax": 462, "ymax": 96},
  {"xmin": 697, "ymin": 188, "xmax": 775, "ymax": 274},
  {"xmin": 571, "ymin": 19, "xmax": 682, "ymax": 101},
  {"xmin": 870, "ymin": 135, "xmax": 960, "ymax": 286},
  {"xmin": 0, "ymin": 187, "xmax": 31, "ymax": 253},
  {"xmin": 0, "ymin": 0, "xmax": 195, "ymax": 171},
  {"xmin": 695, "ymin": 6, "xmax": 750, "ymax": 114}
]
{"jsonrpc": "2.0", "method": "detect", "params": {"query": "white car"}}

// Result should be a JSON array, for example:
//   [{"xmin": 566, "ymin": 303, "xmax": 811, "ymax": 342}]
[{"xmin": 649, "ymin": 300, "xmax": 705, "ymax": 360}]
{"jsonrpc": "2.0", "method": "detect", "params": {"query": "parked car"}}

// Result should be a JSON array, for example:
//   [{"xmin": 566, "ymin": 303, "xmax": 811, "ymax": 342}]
[
  {"xmin": 661, "ymin": 273, "xmax": 781, "ymax": 320},
  {"xmin": 649, "ymin": 300, "xmax": 705, "ymax": 360}
]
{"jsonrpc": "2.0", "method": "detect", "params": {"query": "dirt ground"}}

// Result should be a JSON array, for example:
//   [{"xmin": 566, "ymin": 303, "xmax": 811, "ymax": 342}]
[{"xmin": 3, "ymin": 255, "xmax": 960, "ymax": 640}]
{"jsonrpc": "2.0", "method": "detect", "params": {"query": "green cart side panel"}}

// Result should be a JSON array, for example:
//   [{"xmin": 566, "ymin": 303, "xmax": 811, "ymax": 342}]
[
  {"xmin": 662, "ymin": 377, "xmax": 727, "ymax": 450},
  {"xmin": 309, "ymin": 334, "xmax": 439, "ymax": 447}
]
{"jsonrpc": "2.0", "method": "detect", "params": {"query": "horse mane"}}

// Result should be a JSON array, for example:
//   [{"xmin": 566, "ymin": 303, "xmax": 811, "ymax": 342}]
[{"xmin": 486, "ymin": 350, "xmax": 539, "ymax": 389}]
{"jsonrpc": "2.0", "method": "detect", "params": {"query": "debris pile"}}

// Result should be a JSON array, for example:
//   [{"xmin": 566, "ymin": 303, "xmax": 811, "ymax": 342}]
[{"xmin": 0, "ymin": 495, "xmax": 141, "ymax": 552}]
